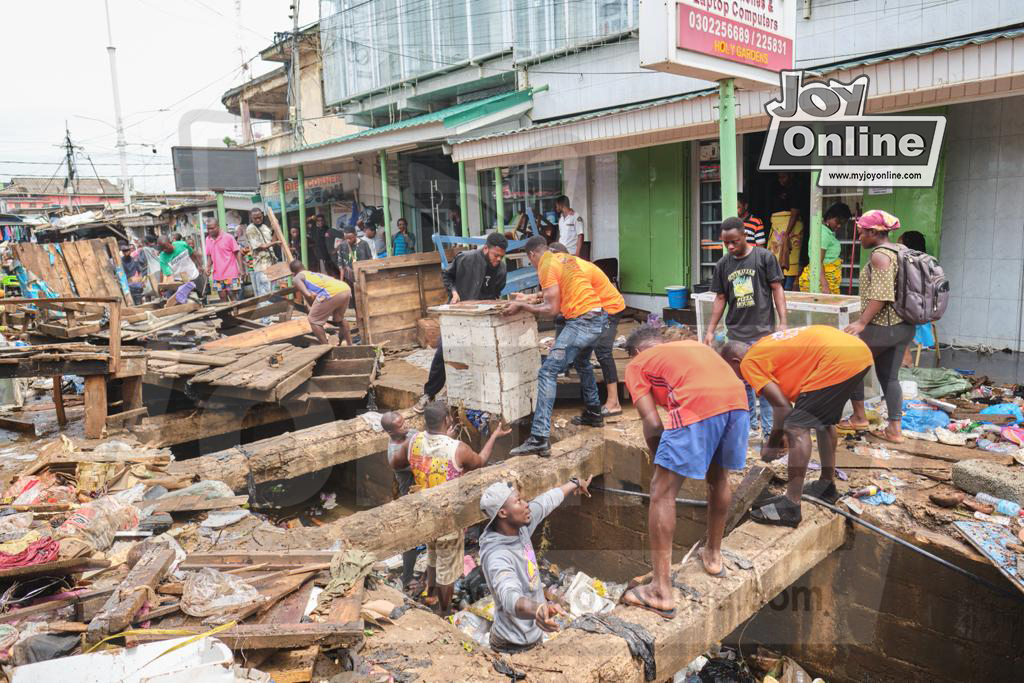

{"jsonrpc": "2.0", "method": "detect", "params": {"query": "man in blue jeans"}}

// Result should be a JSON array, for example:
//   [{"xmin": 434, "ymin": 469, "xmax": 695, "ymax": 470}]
[
  {"xmin": 705, "ymin": 217, "xmax": 788, "ymax": 436},
  {"xmin": 503, "ymin": 236, "xmax": 607, "ymax": 457}
]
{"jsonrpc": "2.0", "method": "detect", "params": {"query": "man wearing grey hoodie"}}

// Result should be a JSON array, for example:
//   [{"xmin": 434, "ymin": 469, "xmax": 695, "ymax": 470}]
[{"xmin": 478, "ymin": 475, "xmax": 593, "ymax": 653}]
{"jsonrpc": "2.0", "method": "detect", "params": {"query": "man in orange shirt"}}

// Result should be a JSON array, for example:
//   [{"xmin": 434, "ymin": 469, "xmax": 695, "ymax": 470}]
[
  {"xmin": 618, "ymin": 326, "xmax": 749, "ymax": 618},
  {"xmin": 550, "ymin": 243, "xmax": 626, "ymax": 417},
  {"xmin": 503, "ymin": 236, "xmax": 607, "ymax": 456},
  {"xmin": 720, "ymin": 325, "xmax": 873, "ymax": 527}
]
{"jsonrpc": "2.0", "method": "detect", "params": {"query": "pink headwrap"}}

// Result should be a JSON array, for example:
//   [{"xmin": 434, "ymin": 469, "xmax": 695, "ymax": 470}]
[{"xmin": 856, "ymin": 209, "xmax": 900, "ymax": 232}]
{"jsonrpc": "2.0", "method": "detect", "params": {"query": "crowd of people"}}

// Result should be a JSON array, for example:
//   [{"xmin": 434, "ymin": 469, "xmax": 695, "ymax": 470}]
[{"xmin": 380, "ymin": 200, "xmax": 939, "ymax": 653}]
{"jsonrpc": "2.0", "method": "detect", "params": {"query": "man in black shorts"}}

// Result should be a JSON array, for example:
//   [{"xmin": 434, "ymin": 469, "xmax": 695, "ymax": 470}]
[{"xmin": 719, "ymin": 325, "xmax": 873, "ymax": 527}]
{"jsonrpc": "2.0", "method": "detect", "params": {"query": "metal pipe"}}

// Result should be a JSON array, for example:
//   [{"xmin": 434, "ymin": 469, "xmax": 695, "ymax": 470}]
[
  {"xmin": 277, "ymin": 168, "xmax": 288, "ymax": 250},
  {"xmin": 801, "ymin": 495, "xmax": 1024, "ymax": 602},
  {"xmin": 494, "ymin": 167, "xmax": 503, "ymax": 231},
  {"xmin": 297, "ymin": 165, "xmax": 308, "ymax": 267},
  {"xmin": 380, "ymin": 151, "xmax": 392, "ymax": 256},
  {"xmin": 718, "ymin": 78, "xmax": 737, "ymax": 218},
  {"xmin": 458, "ymin": 161, "xmax": 469, "ymax": 238},
  {"xmin": 590, "ymin": 484, "xmax": 707, "ymax": 507}
]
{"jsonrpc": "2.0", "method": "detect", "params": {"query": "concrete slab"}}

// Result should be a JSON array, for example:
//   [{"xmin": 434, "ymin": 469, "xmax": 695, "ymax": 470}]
[{"xmin": 952, "ymin": 458, "xmax": 1024, "ymax": 506}]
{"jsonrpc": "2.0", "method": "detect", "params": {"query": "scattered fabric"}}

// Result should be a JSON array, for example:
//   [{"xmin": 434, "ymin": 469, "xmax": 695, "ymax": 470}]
[
  {"xmin": 897, "ymin": 367, "xmax": 971, "ymax": 398},
  {"xmin": 861, "ymin": 492, "xmax": 897, "ymax": 506},
  {"xmin": 314, "ymin": 549, "xmax": 376, "ymax": 615},
  {"xmin": 571, "ymin": 613, "xmax": 656, "ymax": 681},
  {"xmin": 0, "ymin": 532, "xmax": 60, "ymax": 569}
]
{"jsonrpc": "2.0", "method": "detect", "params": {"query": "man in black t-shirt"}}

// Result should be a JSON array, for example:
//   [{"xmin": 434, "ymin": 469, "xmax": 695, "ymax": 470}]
[{"xmin": 706, "ymin": 216, "xmax": 788, "ymax": 434}]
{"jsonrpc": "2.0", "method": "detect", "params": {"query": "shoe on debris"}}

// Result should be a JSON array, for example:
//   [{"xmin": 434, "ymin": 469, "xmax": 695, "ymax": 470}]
[
  {"xmin": 412, "ymin": 394, "xmax": 430, "ymax": 414},
  {"xmin": 509, "ymin": 435, "xmax": 551, "ymax": 457},
  {"xmin": 570, "ymin": 407, "xmax": 605, "ymax": 428}
]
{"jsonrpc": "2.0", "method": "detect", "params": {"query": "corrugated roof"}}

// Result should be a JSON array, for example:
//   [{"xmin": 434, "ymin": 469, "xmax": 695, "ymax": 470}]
[
  {"xmin": 454, "ymin": 25, "xmax": 1024, "ymax": 148},
  {"xmin": 0, "ymin": 176, "xmax": 121, "ymax": 197},
  {"xmin": 289, "ymin": 89, "xmax": 534, "ymax": 153},
  {"xmin": 452, "ymin": 89, "xmax": 713, "ymax": 145},
  {"xmin": 808, "ymin": 25, "xmax": 1024, "ymax": 74}
]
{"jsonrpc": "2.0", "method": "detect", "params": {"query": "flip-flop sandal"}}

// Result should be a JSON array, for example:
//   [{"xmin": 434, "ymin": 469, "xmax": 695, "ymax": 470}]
[
  {"xmin": 868, "ymin": 430, "xmax": 905, "ymax": 445},
  {"xmin": 601, "ymin": 407, "xmax": 623, "ymax": 417},
  {"xmin": 699, "ymin": 549, "xmax": 728, "ymax": 578},
  {"xmin": 836, "ymin": 419, "xmax": 870, "ymax": 431},
  {"xmin": 626, "ymin": 572, "xmax": 653, "ymax": 590},
  {"xmin": 618, "ymin": 586, "xmax": 676, "ymax": 619},
  {"xmin": 803, "ymin": 479, "xmax": 840, "ymax": 504},
  {"xmin": 750, "ymin": 495, "xmax": 803, "ymax": 528}
]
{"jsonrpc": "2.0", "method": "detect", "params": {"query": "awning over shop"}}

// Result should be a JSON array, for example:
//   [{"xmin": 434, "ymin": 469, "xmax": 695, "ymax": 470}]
[
  {"xmin": 452, "ymin": 26, "xmax": 1024, "ymax": 168},
  {"xmin": 258, "ymin": 89, "xmax": 535, "ymax": 177}
]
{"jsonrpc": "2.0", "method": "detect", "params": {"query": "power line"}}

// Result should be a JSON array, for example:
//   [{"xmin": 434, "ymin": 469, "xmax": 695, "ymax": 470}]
[{"xmin": 0, "ymin": 159, "xmax": 172, "ymax": 166}]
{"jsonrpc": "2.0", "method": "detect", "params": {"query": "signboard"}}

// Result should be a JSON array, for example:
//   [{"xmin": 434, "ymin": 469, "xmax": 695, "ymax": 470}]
[
  {"xmin": 262, "ymin": 173, "xmax": 354, "ymax": 211},
  {"xmin": 639, "ymin": 0, "xmax": 797, "ymax": 87},
  {"xmin": 171, "ymin": 146, "xmax": 259, "ymax": 192}
]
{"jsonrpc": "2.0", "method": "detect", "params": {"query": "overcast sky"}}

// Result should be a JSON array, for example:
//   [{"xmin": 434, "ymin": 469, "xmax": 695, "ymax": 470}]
[{"xmin": 0, "ymin": 0, "xmax": 318, "ymax": 194}]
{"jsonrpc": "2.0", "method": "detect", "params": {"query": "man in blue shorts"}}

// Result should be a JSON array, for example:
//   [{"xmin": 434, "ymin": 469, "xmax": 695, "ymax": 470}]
[{"xmin": 619, "ymin": 326, "xmax": 750, "ymax": 618}]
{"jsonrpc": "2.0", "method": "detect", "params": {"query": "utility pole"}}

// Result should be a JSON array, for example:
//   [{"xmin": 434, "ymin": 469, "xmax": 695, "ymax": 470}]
[
  {"xmin": 235, "ymin": 0, "xmax": 252, "ymax": 144},
  {"xmin": 63, "ymin": 124, "xmax": 76, "ymax": 211},
  {"xmin": 289, "ymin": 0, "xmax": 303, "ymax": 146},
  {"xmin": 103, "ymin": 0, "xmax": 131, "ymax": 209}
]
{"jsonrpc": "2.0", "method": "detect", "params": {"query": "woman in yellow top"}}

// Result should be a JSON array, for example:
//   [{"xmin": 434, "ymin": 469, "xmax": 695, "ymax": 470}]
[
  {"xmin": 798, "ymin": 202, "xmax": 852, "ymax": 295},
  {"xmin": 290, "ymin": 259, "xmax": 352, "ymax": 345},
  {"xmin": 767, "ymin": 172, "xmax": 804, "ymax": 290}
]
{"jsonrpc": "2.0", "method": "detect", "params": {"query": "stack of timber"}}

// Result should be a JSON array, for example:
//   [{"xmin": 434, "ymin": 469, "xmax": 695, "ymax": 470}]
[{"xmin": 352, "ymin": 250, "xmax": 454, "ymax": 346}]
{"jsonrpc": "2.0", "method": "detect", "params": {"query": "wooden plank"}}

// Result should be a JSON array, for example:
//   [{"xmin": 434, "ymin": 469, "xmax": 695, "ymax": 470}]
[
  {"xmin": 132, "ymin": 402, "xmax": 309, "ymax": 448},
  {"xmin": 61, "ymin": 242, "xmax": 101, "ymax": 298},
  {"xmin": 0, "ymin": 588, "xmax": 116, "ymax": 624},
  {"xmin": 273, "ymin": 361, "xmax": 318, "ymax": 401},
  {"xmin": 147, "ymin": 350, "xmax": 238, "ymax": 366},
  {"xmin": 179, "ymin": 551, "xmax": 335, "ymax": 570},
  {"xmin": 866, "ymin": 433, "xmax": 1014, "ymax": 466},
  {"xmin": 318, "ymin": 358, "xmax": 375, "ymax": 375},
  {"xmin": 83, "ymin": 375, "xmax": 107, "ymax": 440},
  {"xmin": 189, "ymin": 344, "xmax": 287, "ymax": 385},
  {"xmin": 131, "ymin": 622, "xmax": 363, "ymax": 650},
  {"xmin": 0, "ymin": 557, "xmax": 103, "ymax": 581},
  {"xmin": 52, "ymin": 374, "xmax": 66, "ymax": 427},
  {"xmin": 151, "ymin": 494, "xmax": 249, "ymax": 514},
  {"xmin": 236, "ymin": 299, "xmax": 293, "ymax": 320},
  {"xmin": 85, "ymin": 546, "xmax": 175, "ymax": 643},
  {"xmin": 725, "ymin": 465, "xmax": 774, "ymax": 536},
  {"xmin": 835, "ymin": 447, "xmax": 951, "ymax": 470},
  {"xmin": 105, "ymin": 406, "xmax": 148, "ymax": 428},
  {"xmin": 304, "ymin": 374, "xmax": 371, "ymax": 394},
  {"xmin": 203, "ymin": 318, "xmax": 312, "ymax": 350},
  {"xmin": 123, "ymin": 302, "xmax": 199, "ymax": 323},
  {"xmin": 107, "ymin": 301, "xmax": 121, "ymax": 374},
  {"xmin": 0, "ymin": 415, "xmax": 36, "ymax": 435},
  {"xmin": 36, "ymin": 321, "xmax": 103, "ymax": 338}
]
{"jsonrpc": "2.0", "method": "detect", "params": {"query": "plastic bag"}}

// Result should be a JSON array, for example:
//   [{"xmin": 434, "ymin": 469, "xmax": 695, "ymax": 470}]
[
  {"xmin": 159, "ymin": 480, "xmax": 234, "ymax": 501},
  {"xmin": 898, "ymin": 367, "xmax": 971, "ymax": 398},
  {"xmin": 180, "ymin": 567, "xmax": 266, "ymax": 623},
  {"xmin": 54, "ymin": 495, "xmax": 139, "ymax": 552},
  {"xmin": 900, "ymin": 402, "xmax": 950, "ymax": 433},
  {"xmin": 0, "ymin": 512, "xmax": 34, "ymax": 536},
  {"xmin": 980, "ymin": 403, "xmax": 1023, "ymax": 425},
  {"xmin": 4, "ymin": 474, "xmax": 76, "ymax": 506}
]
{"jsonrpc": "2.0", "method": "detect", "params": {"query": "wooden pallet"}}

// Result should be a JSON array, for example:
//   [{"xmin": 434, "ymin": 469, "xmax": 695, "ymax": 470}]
[
  {"xmin": 352, "ymin": 251, "xmax": 452, "ymax": 346},
  {"xmin": 188, "ymin": 343, "xmax": 332, "ymax": 402}
]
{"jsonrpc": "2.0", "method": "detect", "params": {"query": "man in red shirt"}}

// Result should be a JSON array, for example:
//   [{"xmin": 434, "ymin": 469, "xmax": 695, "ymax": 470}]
[{"xmin": 618, "ymin": 327, "xmax": 749, "ymax": 619}]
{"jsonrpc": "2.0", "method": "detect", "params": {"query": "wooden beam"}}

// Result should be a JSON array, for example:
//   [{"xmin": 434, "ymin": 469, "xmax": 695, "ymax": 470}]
[
  {"xmin": 132, "ymin": 402, "xmax": 311, "ymax": 448},
  {"xmin": 724, "ymin": 465, "xmax": 773, "ymax": 535},
  {"xmin": 123, "ymin": 302, "xmax": 199, "ymax": 323},
  {"xmin": 85, "ymin": 546, "xmax": 175, "ymax": 643},
  {"xmin": 309, "ymin": 433, "xmax": 621, "ymax": 557},
  {"xmin": 165, "ymin": 410, "xmax": 423, "ymax": 491},
  {"xmin": 105, "ymin": 406, "xmax": 148, "ymax": 428},
  {"xmin": 146, "ymin": 350, "xmax": 236, "ymax": 366},
  {"xmin": 0, "ymin": 415, "xmax": 35, "ymax": 435},
  {"xmin": 83, "ymin": 375, "xmax": 107, "ymax": 439},
  {"xmin": 51, "ymin": 375, "xmax": 66, "ymax": 427},
  {"xmin": 130, "ymin": 621, "xmax": 362, "ymax": 650},
  {"xmin": 203, "ymin": 318, "xmax": 312, "ymax": 350}
]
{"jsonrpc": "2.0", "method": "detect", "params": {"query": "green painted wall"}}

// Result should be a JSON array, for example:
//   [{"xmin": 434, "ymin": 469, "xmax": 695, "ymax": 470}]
[
  {"xmin": 860, "ymin": 107, "xmax": 947, "ymax": 260},
  {"xmin": 617, "ymin": 142, "xmax": 690, "ymax": 295}
]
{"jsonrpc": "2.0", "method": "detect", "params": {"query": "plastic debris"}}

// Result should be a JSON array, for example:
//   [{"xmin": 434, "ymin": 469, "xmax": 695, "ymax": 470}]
[
  {"xmin": 180, "ymin": 567, "xmax": 267, "ymax": 623},
  {"xmin": 571, "ymin": 613, "xmax": 656, "ymax": 681}
]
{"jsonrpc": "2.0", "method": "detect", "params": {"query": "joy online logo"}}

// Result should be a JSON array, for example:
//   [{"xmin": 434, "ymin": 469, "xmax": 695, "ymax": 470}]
[{"xmin": 758, "ymin": 71, "xmax": 946, "ymax": 187}]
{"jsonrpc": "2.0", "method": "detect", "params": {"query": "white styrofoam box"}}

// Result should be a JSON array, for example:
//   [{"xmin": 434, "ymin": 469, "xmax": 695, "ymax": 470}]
[
  {"xmin": 431, "ymin": 303, "xmax": 541, "ymax": 422},
  {"xmin": 692, "ymin": 290, "xmax": 862, "ymax": 341}
]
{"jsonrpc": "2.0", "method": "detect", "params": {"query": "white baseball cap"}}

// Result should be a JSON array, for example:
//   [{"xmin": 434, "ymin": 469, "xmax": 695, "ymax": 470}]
[{"xmin": 480, "ymin": 481, "xmax": 515, "ymax": 529}]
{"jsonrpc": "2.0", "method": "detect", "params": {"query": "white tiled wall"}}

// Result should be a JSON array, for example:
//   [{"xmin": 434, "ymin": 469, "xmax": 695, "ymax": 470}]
[{"xmin": 939, "ymin": 96, "xmax": 1024, "ymax": 351}]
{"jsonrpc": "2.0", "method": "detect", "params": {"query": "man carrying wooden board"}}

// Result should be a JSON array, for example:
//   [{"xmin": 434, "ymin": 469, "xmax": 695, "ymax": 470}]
[{"xmin": 289, "ymin": 259, "xmax": 352, "ymax": 346}]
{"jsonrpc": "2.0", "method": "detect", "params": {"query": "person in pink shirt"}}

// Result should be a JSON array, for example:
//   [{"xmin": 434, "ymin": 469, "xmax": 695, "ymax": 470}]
[{"xmin": 204, "ymin": 217, "xmax": 245, "ymax": 301}]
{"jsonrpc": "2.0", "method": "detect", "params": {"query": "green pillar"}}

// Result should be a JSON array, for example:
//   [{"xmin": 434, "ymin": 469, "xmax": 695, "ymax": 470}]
[
  {"xmin": 296, "ymin": 165, "xmax": 308, "ymax": 267},
  {"xmin": 493, "ymin": 167, "xmax": 503, "ymax": 231},
  {"xmin": 215, "ymin": 191, "xmax": 227, "ymax": 232},
  {"xmin": 458, "ymin": 161, "xmax": 469, "ymax": 238},
  {"xmin": 809, "ymin": 169, "xmax": 823, "ymax": 293},
  {"xmin": 277, "ymin": 168, "xmax": 288, "ymax": 251},
  {"xmin": 380, "ymin": 151, "xmax": 392, "ymax": 256},
  {"xmin": 718, "ymin": 79, "xmax": 737, "ymax": 219}
]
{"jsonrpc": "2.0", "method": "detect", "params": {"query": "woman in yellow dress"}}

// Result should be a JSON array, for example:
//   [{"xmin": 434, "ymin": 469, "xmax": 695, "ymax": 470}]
[
  {"xmin": 766, "ymin": 172, "xmax": 804, "ymax": 290},
  {"xmin": 798, "ymin": 202, "xmax": 852, "ymax": 294}
]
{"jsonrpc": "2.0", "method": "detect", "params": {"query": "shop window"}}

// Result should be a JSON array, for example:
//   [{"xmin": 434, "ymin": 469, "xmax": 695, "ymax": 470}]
[
  {"xmin": 698, "ymin": 140, "xmax": 722, "ymax": 284},
  {"xmin": 478, "ymin": 161, "xmax": 563, "ymax": 233}
]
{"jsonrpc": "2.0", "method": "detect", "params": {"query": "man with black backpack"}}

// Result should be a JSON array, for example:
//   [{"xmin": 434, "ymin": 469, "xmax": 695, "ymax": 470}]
[{"xmin": 841, "ymin": 210, "xmax": 949, "ymax": 444}]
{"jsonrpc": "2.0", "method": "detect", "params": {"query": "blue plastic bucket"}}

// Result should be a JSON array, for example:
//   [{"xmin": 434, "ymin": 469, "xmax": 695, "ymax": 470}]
[{"xmin": 665, "ymin": 286, "xmax": 688, "ymax": 309}]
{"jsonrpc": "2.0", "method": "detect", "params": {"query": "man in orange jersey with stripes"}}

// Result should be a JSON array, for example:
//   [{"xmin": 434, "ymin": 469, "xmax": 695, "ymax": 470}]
[
  {"xmin": 619, "ymin": 326, "xmax": 749, "ymax": 618},
  {"xmin": 549, "ymin": 242, "xmax": 626, "ymax": 418},
  {"xmin": 721, "ymin": 325, "xmax": 873, "ymax": 527},
  {"xmin": 503, "ymin": 236, "xmax": 608, "ymax": 457}
]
